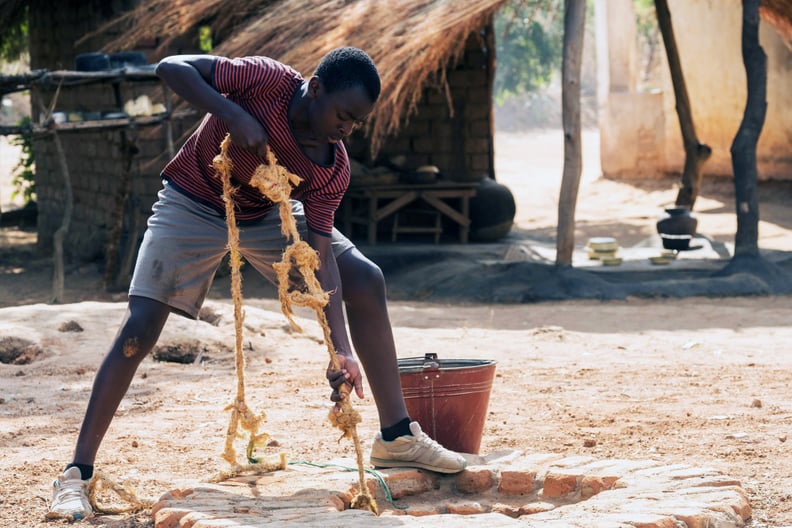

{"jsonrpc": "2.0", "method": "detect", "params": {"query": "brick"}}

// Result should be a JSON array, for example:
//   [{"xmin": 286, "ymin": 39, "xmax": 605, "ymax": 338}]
[
  {"xmin": 380, "ymin": 468, "xmax": 436, "ymax": 499},
  {"xmin": 464, "ymin": 103, "xmax": 490, "ymax": 120},
  {"xmin": 541, "ymin": 472, "xmax": 579, "ymax": 499},
  {"xmin": 490, "ymin": 503, "xmax": 520, "ymax": 518},
  {"xmin": 430, "ymin": 123, "xmax": 456, "ymax": 140},
  {"xmin": 446, "ymin": 501, "xmax": 486, "ymax": 515},
  {"xmin": 428, "ymin": 154, "xmax": 455, "ymax": 173},
  {"xmin": 469, "ymin": 119, "xmax": 491, "ymax": 136},
  {"xmin": 470, "ymin": 153, "xmax": 491, "ymax": 172},
  {"xmin": 448, "ymin": 70, "xmax": 486, "ymax": 88},
  {"xmin": 426, "ymin": 91, "xmax": 449, "ymax": 106},
  {"xmin": 410, "ymin": 136, "xmax": 436, "ymax": 154},
  {"xmin": 664, "ymin": 509, "xmax": 719, "ymax": 528},
  {"xmin": 498, "ymin": 469, "xmax": 536, "ymax": 495},
  {"xmin": 465, "ymin": 87, "xmax": 491, "ymax": 106},
  {"xmin": 690, "ymin": 476, "xmax": 742, "ymax": 488},
  {"xmin": 619, "ymin": 513, "xmax": 681, "ymax": 528},
  {"xmin": 403, "ymin": 120, "xmax": 429, "ymax": 137},
  {"xmin": 519, "ymin": 501, "xmax": 556, "ymax": 515},
  {"xmin": 153, "ymin": 506, "xmax": 191, "ymax": 528},
  {"xmin": 179, "ymin": 511, "xmax": 210, "ymax": 528},
  {"xmin": 579, "ymin": 475, "xmax": 620, "ymax": 498},
  {"xmin": 455, "ymin": 467, "xmax": 496, "ymax": 494},
  {"xmin": 405, "ymin": 503, "xmax": 441, "ymax": 516},
  {"xmin": 415, "ymin": 104, "xmax": 450, "ymax": 120},
  {"xmin": 466, "ymin": 138, "xmax": 490, "ymax": 155}
]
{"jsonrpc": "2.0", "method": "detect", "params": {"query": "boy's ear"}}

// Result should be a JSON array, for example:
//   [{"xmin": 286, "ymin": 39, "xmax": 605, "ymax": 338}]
[{"xmin": 307, "ymin": 77, "xmax": 323, "ymax": 99}]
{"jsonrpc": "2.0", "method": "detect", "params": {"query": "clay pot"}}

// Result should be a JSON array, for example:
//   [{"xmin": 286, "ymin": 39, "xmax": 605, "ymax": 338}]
[
  {"xmin": 469, "ymin": 177, "xmax": 516, "ymax": 242},
  {"xmin": 656, "ymin": 207, "xmax": 697, "ymax": 251},
  {"xmin": 656, "ymin": 207, "xmax": 697, "ymax": 236}
]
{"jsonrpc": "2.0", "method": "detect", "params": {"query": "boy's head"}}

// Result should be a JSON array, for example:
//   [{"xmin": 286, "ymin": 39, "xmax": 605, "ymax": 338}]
[
  {"xmin": 308, "ymin": 47, "xmax": 380, "ymax": 145},
  {"xmin": 314, "ymin": 47, "xmax": 381, "ymax": 103}
]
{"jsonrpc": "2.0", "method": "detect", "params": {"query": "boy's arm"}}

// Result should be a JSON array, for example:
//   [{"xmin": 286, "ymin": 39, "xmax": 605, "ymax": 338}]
[
  {"xmin": 155, "ymin": 55, "xmax": 269, "ymax": 156},
  {"xmin": 306, "ymin": 230, "xmax": 365, "ymax": 402}
]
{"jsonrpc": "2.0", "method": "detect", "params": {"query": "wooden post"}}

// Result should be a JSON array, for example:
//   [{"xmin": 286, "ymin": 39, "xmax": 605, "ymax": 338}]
[
  {"xmin": 50, "ymin": 130, "xmax": 72, "ymax": 304},
  {"xmin": 731, "ymin": 0, "xmax": 766, "ymax": 257},
  {"xmin": 556, "ymin": 0, "xmax": 587, "ymax": 267},
  {"xmin": 654, "ymin": 0, "xmax": 711, "ymax": 208}
]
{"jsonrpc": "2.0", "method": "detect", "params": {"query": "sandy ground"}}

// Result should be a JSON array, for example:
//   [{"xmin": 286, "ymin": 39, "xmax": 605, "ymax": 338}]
[{"xmin": 1, "ymin": 130, "xmax": 791, "ymax": 527}]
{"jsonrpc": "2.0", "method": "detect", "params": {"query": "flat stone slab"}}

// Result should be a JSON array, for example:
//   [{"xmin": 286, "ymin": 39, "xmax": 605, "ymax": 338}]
[{"xmin": 152, "ymin": 451, "xmax": 751, "ymax": 527}]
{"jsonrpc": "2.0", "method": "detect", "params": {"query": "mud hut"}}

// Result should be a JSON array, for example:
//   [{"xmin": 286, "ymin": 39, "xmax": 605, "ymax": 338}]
[{"xmin": 2, "ymin": 0, "xmax": 509, "ymax": 262}]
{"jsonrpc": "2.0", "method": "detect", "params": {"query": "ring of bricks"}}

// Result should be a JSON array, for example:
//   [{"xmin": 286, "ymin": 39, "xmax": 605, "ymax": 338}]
[{"xmin": 152, "ymin": 450, "xmax": 751, "ymax": 527}]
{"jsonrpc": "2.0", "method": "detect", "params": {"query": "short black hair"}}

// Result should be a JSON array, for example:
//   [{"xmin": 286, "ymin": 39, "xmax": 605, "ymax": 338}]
[{"xmin": 314, "ymin": 47, "xmax": 381, "ymax": 103}]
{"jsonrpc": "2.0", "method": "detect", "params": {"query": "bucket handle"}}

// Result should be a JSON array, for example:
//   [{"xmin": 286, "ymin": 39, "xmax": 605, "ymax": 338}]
[{"xmin": 421, "ymin": 352, "xmax": 440, "ymax": 372}]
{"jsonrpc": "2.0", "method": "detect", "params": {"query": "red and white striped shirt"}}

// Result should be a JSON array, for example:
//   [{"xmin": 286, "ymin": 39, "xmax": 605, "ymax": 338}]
[{"xmin": 162, "ymin": 56, "xmax": 350, "ymax": 236}]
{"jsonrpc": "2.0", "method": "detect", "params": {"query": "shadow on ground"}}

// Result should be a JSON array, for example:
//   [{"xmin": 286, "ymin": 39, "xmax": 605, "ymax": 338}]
[{"xmin": 360, "ymin": 233, "xmax": 792, "ymax": 304}]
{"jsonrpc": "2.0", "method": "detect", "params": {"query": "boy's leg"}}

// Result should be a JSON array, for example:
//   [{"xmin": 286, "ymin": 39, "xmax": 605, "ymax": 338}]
[
  {"xmin": 335, "ymin": 247, "xmax": 408, "ymax": 428},
  {"xmin": 49, "ymin": 296, "xmax": 171, "ymax": 521},
  {"xmin": 71, "ymin": 296, "xmax": 170, "ymax": 467},
  {"xmin": 335, "ymin": 246, "xmax": 466, "ymax": 473},
  {"xmin": 49, "ymin": 183, "xmax": 230, "ymax": 519}
]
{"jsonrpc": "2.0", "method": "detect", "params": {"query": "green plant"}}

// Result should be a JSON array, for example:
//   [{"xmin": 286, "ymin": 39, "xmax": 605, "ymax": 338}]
[
  {"xmin": 199, "ymin": 25, "xmax": 213, "ymax": 53},
  {"xmin": 0, "ymin": 5, "xmax": 28, "ymax": 62},
  {"xmin": 10, "ymin": 116, "xmax": 36, "ymax": 204},
  {"xmin": 494, "ymin": 0, "xmax": 564, "ymax": 105}
]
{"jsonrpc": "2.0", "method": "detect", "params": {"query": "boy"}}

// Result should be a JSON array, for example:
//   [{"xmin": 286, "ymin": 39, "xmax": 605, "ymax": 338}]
[{"xmin": 48, "ymin": 47, "xmax": 466, "ymax": 521}]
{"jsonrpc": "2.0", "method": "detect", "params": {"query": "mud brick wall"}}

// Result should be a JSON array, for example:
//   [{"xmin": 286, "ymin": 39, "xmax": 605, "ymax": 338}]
[
  {"xmin": 28, "ymin": 0, "xmax": 201, "ymax": 262},
  {"xmin": 32, "ymin": 80, "xmax": 193, "ymax": 261},
  {"xmin": 373, "ymin": 27, "xmax": 495, "ymax": 183}
]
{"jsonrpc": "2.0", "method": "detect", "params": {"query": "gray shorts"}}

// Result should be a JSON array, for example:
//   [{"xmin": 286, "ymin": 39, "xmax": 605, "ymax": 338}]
[{"xmin": 129, "ymin": 181, "xmax": 355, "ymax": 318}]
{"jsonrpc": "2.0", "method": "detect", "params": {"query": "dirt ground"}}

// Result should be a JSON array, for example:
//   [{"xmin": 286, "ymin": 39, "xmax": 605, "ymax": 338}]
[{"xmin": 1, "ymin": 130, "xmax": 791, "ymax": 527}]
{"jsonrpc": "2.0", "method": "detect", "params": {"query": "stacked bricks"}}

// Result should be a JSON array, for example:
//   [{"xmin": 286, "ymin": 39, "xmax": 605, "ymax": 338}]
[{"xmin": 151, "ymin": 450, "xmax": 752, "ymax": 527}]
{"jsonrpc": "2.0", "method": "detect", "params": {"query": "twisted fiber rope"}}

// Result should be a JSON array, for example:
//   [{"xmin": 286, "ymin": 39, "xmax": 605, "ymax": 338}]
[
  {"xmin": 212, "ymin": 136, "xmax": 274, "ymax": 474},
  {"xmin": 213, "ymin": 135, "xmax": 375, "ymax": 512}
]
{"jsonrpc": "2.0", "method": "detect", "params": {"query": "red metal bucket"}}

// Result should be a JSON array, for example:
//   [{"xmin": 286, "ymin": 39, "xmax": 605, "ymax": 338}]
[{"xmin": 399, "ymin": 353, "xmax": 496, "ymax": 454}]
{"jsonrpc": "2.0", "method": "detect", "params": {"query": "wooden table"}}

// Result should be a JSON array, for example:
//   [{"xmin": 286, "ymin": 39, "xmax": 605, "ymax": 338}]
[{"xmin": 341, "ymin": 181, "xmax": 479, "ymax": 244}]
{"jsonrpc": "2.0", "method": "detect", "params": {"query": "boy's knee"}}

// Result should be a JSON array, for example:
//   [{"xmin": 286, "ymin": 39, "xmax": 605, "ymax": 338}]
[
  {"xmin": 343, "ymin": 259, "xmax": 386, "ymax": 301},
  {"xmin": 358, "ymin": 260, "xmax": 385, "ymax": 290}
]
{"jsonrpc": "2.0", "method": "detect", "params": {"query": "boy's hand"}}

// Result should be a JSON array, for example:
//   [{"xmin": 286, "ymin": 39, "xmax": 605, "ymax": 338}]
[
  {"xmin": 326, "ymin": 353, "xmax": 365, "ymax": 403},
  {"xmin": 227, "ymin": 111, "xmax": 269, "ymax": 157}
]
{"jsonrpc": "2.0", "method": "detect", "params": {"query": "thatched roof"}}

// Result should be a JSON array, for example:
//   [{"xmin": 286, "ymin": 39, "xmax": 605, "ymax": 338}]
[
  {"xmin": 95, "ymin": 0, "xmax": 508, "ymax": 153},
  {"xmin": 3, "ymin": 0, "xmax": 791, "ymax": 147},
  {"xmin": 761, "ymin": 0, "xmax": 792, "ymax": 44}
]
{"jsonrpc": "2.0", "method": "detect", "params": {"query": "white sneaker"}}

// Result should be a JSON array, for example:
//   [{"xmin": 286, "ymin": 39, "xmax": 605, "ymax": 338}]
[
  {"xmin": 370, "ymin": 421, "xmax": 467, "ymax": 474},
  {"xmin": 46, "ymin": 467, "xmax": 92, "ymax": 521}
]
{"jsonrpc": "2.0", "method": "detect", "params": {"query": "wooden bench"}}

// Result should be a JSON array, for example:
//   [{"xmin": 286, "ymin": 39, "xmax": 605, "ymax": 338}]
[{"xmin": 341, "ymin": 181, "xmax": 478, "ymax": 244}]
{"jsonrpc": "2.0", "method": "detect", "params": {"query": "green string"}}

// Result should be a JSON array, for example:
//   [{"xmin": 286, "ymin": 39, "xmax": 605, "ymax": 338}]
[{"xmin": 288, "ymin": 461, "xmax": 409, "ymax": 510}]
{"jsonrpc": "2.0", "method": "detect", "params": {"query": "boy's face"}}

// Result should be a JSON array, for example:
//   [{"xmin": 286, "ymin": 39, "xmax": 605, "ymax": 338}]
[{"xmin": 308, "ymin": 79, "xmax": 374, "ymax": 145}]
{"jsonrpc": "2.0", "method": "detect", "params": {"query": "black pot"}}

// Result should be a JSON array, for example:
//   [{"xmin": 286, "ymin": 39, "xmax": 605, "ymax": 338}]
[
  {"xmin": 660, "ymin": 234, "xmax": 692, "ymax": 251},
  {"xmin": 656, "ymin": 207, "xmax": 697, "ymax": 236},
  {"xmin": 75, "ymin": 52, "xmax": 110, "ymax": 72},
  {"xmin": 469, "ymin": 177, "xmax": 516, "ymax": 242}
]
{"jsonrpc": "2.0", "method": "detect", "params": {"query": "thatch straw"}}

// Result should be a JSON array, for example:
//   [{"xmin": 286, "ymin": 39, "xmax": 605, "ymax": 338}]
[
  {"xmin": 761, "ymin": 0, "xmax": 792, "ymax": 46},
  {"xmin": 12, "ymin": 0, "xmax": 792, "ymax": 147},
  {"xmin": 90, "ymin": 0, "xmax": 508, "ymax": 154}
]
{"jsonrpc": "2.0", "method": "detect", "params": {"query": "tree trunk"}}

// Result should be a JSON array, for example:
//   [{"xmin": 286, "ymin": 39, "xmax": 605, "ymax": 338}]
[
  {"xmin": 731, "ymin": 0, "xmax": 766, "ymax": 257},
  {"xmin": 654, "ymin": 0, "xmax": 711, "ymax": 208},
  {"xmin": 555, "ymin": 0, "xmax": 586, "ymax": 267}
]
